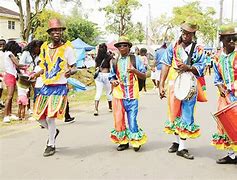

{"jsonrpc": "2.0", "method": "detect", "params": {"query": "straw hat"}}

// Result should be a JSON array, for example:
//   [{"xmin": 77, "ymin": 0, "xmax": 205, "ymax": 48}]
[
  {"xmin": 114, "ymin": 36, "xmax": 133, "ymax": 48},
  {"xmin": 181, "ymin": 22, "xmax": 198, "ymax": 33},
  {"xmin": 219, "ymin": 23, "xmax": 237, "ymax": 36},
  {"xmin": 47, "ymin": 18, "xmax": 66, "ymax": 33}
]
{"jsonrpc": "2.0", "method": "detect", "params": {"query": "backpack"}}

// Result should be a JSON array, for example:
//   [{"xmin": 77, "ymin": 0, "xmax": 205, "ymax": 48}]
[{"xmin": 112, "ymin": 54, "xmax": 145, "ymax": 91}]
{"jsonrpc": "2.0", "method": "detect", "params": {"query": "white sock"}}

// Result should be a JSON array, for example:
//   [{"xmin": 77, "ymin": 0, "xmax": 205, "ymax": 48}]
[
  {"xmin": 46, "ymin": 118, "xmax": 56, "ymax": 147},
  {"xmin": 174, "ymin": 135, "xmax": 179, "ymax": 144},
  {"xmin": 178, "ymin": 138, "xmax": 186, "ymax": 151},
  {"xmin": 228, "ymin": 150, "xmax": 235, "ymax": 159},
  {"xmin": 38, "ymin": 119, "xmax": 48, "ymax": 129}
]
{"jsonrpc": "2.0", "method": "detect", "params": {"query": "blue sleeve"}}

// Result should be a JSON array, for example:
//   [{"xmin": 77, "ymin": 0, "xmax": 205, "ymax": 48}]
[
  {"xmin": 192, "ymin": 49, "xmax": 206, "ymax": 77},
  {"xmin": 161, "ymin": 44, "xmax": 173, "ymax": 66},
  {"xmin": 135, "ymin": 56, "xmax": 146, "ymax": 73},
  {"xmin": 213, "ymin": 62, "xmax": 223, "ymax": 85},
  {"xmin": 108, "ymin": 62, "xmax": 117, "ymax": 81}
]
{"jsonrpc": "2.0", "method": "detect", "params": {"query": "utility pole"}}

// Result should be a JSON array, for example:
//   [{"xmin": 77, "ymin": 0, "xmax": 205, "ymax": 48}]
[
  {"xmin": 231, "ymin": 0, "xmax": 234, "ymax": 22},
  {"xmin": 217, "ymin": 0, "xmax": 224, "ymax": 48}
]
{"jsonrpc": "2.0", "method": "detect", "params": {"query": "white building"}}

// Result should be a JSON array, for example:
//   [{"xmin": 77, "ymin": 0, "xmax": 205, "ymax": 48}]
[{"xmin": 0, "ymin": 6, "xmax": 20, "ymax": 41}]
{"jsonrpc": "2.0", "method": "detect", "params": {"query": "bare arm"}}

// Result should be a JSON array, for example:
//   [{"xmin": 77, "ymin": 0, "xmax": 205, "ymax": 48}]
[
  {"xmin": 9, "ymin": 54, "xmax": 26, "ymax": 68},
  {"xmin": 159, "ymin": 64, "xmax": 170, "ymax": 99}
]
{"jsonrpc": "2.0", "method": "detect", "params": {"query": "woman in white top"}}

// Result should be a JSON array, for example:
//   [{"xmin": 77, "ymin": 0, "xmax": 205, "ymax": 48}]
[
  {"xmin": 20, "ymin": 40, "xmax": 43, "ymax": 114},
  {"xmin": 3, "ymin": 41, "xmax": 25, "ymax": 123}
]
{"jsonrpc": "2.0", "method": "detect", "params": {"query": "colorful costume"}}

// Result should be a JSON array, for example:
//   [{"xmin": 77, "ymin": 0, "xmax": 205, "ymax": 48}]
[
  {"xmin": 161, "ymin": 42, "xmax": 206, "ymax": 139},
  {"xmin": 212, "ymin": 50, "xmax": 237, "ymax": 151},
  {"xmin": 109, "ymin": 55, "xmax": 147, "ymax": 148},
  {"xmin": 33, "ymin": 41, "xmax": 75, "ymax": 120}
]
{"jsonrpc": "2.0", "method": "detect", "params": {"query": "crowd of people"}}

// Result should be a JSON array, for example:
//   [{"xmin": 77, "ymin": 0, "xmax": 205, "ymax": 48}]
[{"xmin": 0, "ymin": 17, "xmax": 237, "ymax": 165}]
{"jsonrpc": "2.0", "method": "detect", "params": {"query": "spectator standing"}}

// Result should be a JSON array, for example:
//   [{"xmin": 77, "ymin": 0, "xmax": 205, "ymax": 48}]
[
  {"xmin": 94, "ymin": 43, "xmax": 113, "ymax": 116},
  {"xmin": 155, "ymin": 42, "xmax": 167, "ymax": 88},
  {"xmin": 0, "ymin": 39, "xmax": 6, "ymax": 108},
  {"xmin": 3, "ymin": 41, "xmax": 25, "ymax": 123},
  {"xmin": 19, "ymin": 40, "xmax": 43, "ymax": 115}
]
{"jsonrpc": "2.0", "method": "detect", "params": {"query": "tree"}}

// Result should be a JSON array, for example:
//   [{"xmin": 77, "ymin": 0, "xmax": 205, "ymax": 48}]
[
  {"xmin": 14, "ymin": 0, "xmax": 51, "ymax": 42},
  {"xmin": 65, "ymin": 16, "xmax": 101, "ymax": 45},
  {"xmin": 171, "ymin": 1, "xmax": 217, "ymax": 44},
  {"xmin": 33, "ymin": 9, "xmax": 101, "ymax": 45},
  {"xmin": 102, "ymin": 0, "xmax": 141, "ymax": 36}
]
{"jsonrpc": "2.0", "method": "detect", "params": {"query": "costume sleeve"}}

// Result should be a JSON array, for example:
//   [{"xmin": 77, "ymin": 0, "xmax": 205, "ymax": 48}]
[
  {"xmin": 65, "ymin": 47, "xmax": 76, "ymax": 66},
  {"xmin": 135, "ymin": 56, "xmax": 146, "ymax": 73},
  {"xmin": 192, "ymin": 46, "xmax": 206, "ymax": 76},
  {"xmin": 109, "ymin": 61, "xmax": 117, "ymax": 81},
  {"xmin": 161, "ymin": 44, "xmax": 173, "ymax": 66},
  {"xmin": 213, "ymin": 61, "xmax": 223, "ymax": 85}
]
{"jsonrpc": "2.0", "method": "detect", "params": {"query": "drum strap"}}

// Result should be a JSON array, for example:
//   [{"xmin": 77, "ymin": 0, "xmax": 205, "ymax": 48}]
[{"xmin": 187, "ymin": 41, "xmax": 197, "ymax": 66}]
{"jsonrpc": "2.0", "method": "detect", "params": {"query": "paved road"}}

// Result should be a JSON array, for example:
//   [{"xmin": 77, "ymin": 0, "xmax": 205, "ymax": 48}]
[{"xmin": 0, "ymin": 75, "xmax": 237, "ymax": 180}]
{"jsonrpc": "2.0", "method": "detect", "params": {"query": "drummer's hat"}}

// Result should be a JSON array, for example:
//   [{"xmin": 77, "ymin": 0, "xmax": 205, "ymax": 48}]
[
  {"xmin": 181, "ymin": 22, "xmax": 198, "ymax": 33},
  {"xmin": 219, "ymin": 23, "xmax": 237, "ymax": 36},
  {"xmin": 47, "ymin": 18, "xmax": 66, "ymax": 33},
  {"xmin": 114, "ymin": 36, "xmax": 133, "ymax": 48}
]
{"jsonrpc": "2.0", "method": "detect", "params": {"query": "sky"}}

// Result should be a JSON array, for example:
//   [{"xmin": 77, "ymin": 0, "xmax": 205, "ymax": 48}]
[{"xmin": 1, "ymin": 0, "xmax": 237, "ymax": 41}]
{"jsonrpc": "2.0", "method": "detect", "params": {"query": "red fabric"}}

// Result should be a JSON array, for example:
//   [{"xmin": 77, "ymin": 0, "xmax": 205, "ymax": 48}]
[{"xmin": 4, "ymin": 73, "xmax": 16, "ymax": 87}]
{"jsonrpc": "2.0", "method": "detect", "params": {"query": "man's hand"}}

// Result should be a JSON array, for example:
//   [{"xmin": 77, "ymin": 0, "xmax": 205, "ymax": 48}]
[
  {"xmin": 127, "ymin": 65, "xmax": 136, "ymax": 73},
  {"xmin": 111, "ymin": 80, "xmax": 120, "ymax": 87},
  {"xmin": 159, "ymin": 85, "xmax": 166, "ymax": 99},
  {"xmin": 217, "ymin": 85, "xmax": 228, "ymax": 97},
  {"xmin": 177, "ymin": 63, "xmax": 190, "ymax": 72},
  {"xmin": 65, "ymin": 70, "xmax": 71, "ymax": 78}
]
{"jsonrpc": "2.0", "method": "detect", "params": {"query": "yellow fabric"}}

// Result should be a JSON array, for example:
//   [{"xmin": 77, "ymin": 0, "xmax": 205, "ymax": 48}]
[{"xmin": 39, "ymin": 41, "xmax": 72, "ymax": 85}]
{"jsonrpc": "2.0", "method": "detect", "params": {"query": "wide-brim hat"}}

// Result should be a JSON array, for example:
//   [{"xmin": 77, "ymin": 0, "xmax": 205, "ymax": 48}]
[
  {"xmin": 47, "ymin": 18, "xmax": 66, "ymax": 33},
  {"xmin": 114, "ymin": 36, "xmax": 133, "ymax": 48},
  {"xmin": 181, "ymin": 22, "xmax": 198, "ymax": 33},
  {"xmin": 219, "ymin": 23, "xmax": 237, "ymax": 36}
]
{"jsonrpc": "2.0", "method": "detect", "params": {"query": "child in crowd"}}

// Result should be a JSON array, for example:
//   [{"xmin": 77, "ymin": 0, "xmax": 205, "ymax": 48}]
[{"xmin": 17, "ymin": 78, "xmax": 29, "ymax": 120}]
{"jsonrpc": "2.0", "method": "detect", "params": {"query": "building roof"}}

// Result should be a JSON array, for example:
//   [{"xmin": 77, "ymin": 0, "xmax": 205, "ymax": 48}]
[{"xmin": 0, "ymin": 6, "xmax": 19, "ymax": 17}]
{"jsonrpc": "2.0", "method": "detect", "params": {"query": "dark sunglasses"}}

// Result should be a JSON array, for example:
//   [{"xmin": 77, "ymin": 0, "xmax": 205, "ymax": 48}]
[
  {"xmin": 117, "ymin": 44, "xmax": 129, "ymax": 48},
  {"xmin": 224, "ymin": 35, "xmax": 237, "ymax": 42}
]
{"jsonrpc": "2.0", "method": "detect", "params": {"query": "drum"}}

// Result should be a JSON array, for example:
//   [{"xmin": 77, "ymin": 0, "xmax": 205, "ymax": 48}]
[
  {"xmin": 174, "ymin": 72, "xmax": 197, "ymax": 100},
  {"xmin": 213, "ymin": 101, "xmax": 237, "ymax": 143}
]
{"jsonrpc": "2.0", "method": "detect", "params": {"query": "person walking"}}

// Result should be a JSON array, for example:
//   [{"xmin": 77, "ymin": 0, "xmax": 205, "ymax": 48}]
[
  {"xmin": 159, "ymin": 21, "xmax": 206, "ymax": 159},
  {"xmin": 94, "ymin": 43, "xmax": 113, "ymax": 116},
  {"xmin": 109, "ymin": 36, "xmax": 147, "ymax": 152},
  {"xmin": 155, "ymin": 42, "xmax": 167, "ymax": 88},
  {"xmin": 211, "ymin": 23, "xmax": 237, "ymax": 164},
  {"xmin": 31, "ymin": 18, "xmax": 76, "ymax": 157}
]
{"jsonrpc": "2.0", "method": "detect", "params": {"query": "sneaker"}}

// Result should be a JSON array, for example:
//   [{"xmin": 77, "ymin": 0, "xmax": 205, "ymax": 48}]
[
  {"xmin": 64, "ymin": 117, "xmax": 75, "ymax": 123},
  {"xmin": 43, "ymin": 146, "xmax": 56, "ymax": 157},
  {"xmin": 117, "ymin": 143, "xmax": 129, "ymax": 151},
  {"xmin": 168, "ymin": 142, "xmax": 179, "ymax": 153},
  {"xmin": 3, "ymin": 116, "xmax": 10, "ymax": 123},
  {"xmin": 176, "ymin": 149, "xmax": 194, "ymax": 160},
  {"xmin": 216, "ymin": 155, "xmax": 237, "ymax": 164},
  {"xmin": 109, "ymin": 108, "xmax": 112, "ymax": 112},
  {"xmin": 133, "ymin": 145, "xmax": 141, "ymax": 152},
  {"xmin": 10, "ymin": 114, "xmax": 19, "ymax": 121},
  {"xmin": 94, "ymin": 110, "xmax": 98, "ymax": 116},
  {"xmin": 0, "ymin": 103, "xmax": 5, "ymax": 108},
  {"xmin": 27, "ymin": 109, "xmax": 33, "ymax": 115}
]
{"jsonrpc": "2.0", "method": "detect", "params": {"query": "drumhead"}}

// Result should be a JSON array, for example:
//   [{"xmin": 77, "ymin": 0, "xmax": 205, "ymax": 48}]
[{"xmin": 174, "ymin": 72, "xmax": 197, "ymax": 100}]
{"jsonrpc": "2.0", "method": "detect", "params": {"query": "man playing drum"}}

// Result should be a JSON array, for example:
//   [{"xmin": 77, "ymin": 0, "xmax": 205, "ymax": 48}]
[
  {"xmin": 159, "ymin": 21, "xmax": 206, "ymax": 160},
  {"xmin": 212, "ymin": 24, "xmax": 237, "ymax": 164}
]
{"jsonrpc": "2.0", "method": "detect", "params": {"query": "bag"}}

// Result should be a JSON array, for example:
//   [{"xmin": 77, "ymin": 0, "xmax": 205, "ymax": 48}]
[
  {"xmin": 94, "ymin": 69, "xmax": 100, "ymax": 79},
  {"xmin": 112, "ymin": 54, "xmax": 146, "ymax": 91}
]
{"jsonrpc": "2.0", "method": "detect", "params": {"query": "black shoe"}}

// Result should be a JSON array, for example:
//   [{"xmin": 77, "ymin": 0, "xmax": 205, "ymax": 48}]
[
  {"xmin": 133, "ymin": 145, "xmax": 141, "ymax": 152},
  {"xmin": 43, "ymin": 146, "xmax": 56, "ymax": 157},
  {"xmin": 0, "ymin": 103, "xmax": 5, "ymax": 108},
  {"xmin": 94, "ymin": 110, "xmax": 98, "ymax": 116},
  {"xmin": 168, "ymin": 142, "xmax": 179, "ymax": 153},
  {"xmin": 216, "ymin": 155, "xmax": 237, "ymax": 164},
  {"xmin": 64, "ymin": 117, "xmax": 75, "ymax": 123},
  {"xmin": 117, "ymin": 143, "xmax": 129, "ymax": 151},
  {"xmin": 47, "ymin": 129, "xmax": 60, "ymax": 144},
  {"xmin": 176, "ymin": 149, "xmax": 194, "ymax": 160}
]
